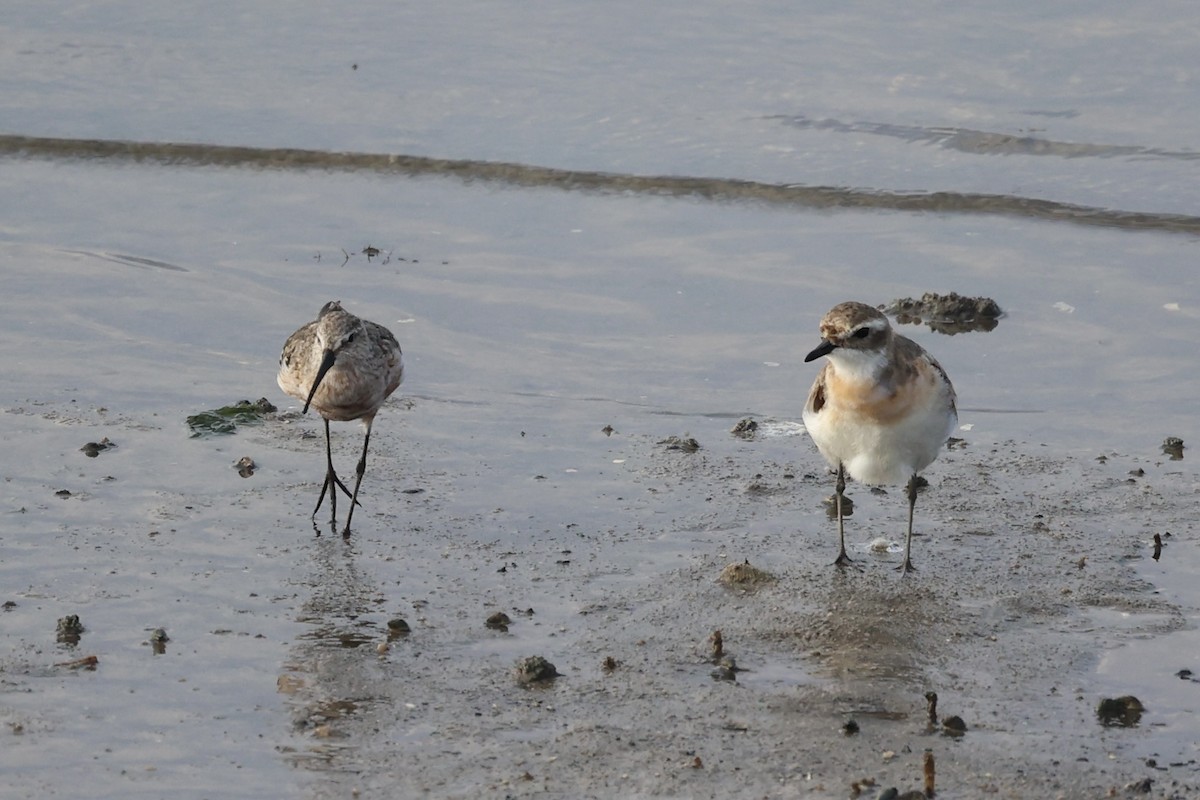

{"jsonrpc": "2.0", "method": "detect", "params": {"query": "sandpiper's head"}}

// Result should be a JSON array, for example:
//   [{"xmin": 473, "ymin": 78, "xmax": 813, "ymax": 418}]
[
  {"xmin": 804, "ymin": 301, "xmax": 892, "ymax": 363},
  {"xmin": 312, "ymin": 301, "xmax": 364, "ymax": 354},
  {"xmin": 304, "ymin": 301, "xmax": 363, "ymax": 413}
]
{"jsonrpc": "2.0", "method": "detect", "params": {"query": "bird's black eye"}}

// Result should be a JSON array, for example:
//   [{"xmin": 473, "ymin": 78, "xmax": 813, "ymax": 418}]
[
  {"xmin": 852, "ymin": 327, "xmax": 871, "ymax": 339},
  {"xmin": 346, "ymin": 332, "xmax": 357, "ymax": 343}
]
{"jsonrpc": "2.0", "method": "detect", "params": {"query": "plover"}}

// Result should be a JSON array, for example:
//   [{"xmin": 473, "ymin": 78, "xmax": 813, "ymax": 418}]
[{"xmin": 802, "ymin": 301, "xmax": 957, "ymax": 572}]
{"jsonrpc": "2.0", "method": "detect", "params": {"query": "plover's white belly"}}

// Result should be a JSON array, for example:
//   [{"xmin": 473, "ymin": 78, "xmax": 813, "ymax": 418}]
[
  {"xmin": 803, "ymin": 359, "xmax": 956, "ymax": 486},
  {"xmin": 825, "ymin": 401, "xmax": 955, "ymax": 485}
]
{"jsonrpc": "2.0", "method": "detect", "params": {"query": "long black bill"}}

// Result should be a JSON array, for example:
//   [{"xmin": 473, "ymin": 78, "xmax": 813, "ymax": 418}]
[
  {"xmin": 303, "ymin": 349, "xmax": 337, "ymax": 414},
  {"xmin": 804, "ymin": 340, "xmax": 836, "ymax": 362}
]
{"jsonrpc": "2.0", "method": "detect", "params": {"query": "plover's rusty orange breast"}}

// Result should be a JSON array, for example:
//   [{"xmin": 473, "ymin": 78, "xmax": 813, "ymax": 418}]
[{"xmin": 800, "ymin": 300, "xmax": 957, "ymax": 573}]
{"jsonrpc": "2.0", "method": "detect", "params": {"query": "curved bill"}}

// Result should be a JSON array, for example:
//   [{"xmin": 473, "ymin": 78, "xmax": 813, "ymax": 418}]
[{"xmin": 303, "ymin": 349, "xmax": 337, "ymax": 414}]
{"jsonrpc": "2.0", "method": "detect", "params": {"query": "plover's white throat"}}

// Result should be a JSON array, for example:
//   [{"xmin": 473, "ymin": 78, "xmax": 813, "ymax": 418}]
[
  {"xmin": 802, "ymin": 301, "xmax": 957, "ymax": 572},
  {"xmin": 278, "ymin": 301, "xmax": 404, "ymax": 538}
]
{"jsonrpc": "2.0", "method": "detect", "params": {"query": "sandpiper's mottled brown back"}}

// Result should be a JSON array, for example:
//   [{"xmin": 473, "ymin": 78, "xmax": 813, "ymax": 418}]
[{"xmin": 278, "ymin": 300, "xmax": 404, "ymax": 537}]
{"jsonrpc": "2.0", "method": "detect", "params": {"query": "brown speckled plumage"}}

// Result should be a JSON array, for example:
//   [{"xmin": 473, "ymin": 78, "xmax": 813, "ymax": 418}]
[{"xmin": 278, "ymin": 301, "xmax": 404, "ymax": 537}]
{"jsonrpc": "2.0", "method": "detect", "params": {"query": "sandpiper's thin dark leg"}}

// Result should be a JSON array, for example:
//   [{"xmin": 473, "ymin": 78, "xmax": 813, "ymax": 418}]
[
  {"xmin": 312, "ymin": 418, "xmax": 359, "ymax": 529},
  {"xmin": 833, "ymin": 463, "xmax": 854, "ymax": 567},
  {"xmin": 323, "ymin": 418, "xmax": 338, "ymax": 526},
  {"xmin": 898, "ymin": 473, "xmax": 919, "ymax": 574},
  {"xmin": 341, "ymin": 424, "xmax": 373, "ymax": 538}
]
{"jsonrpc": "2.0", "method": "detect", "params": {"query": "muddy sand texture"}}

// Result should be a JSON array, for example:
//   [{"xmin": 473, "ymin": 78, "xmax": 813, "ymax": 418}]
[
  {"xmin": 273, "ymin": 421, "xmax": 1193, "ymax": 798},
  {"xmin": 2, "ymin": 398, "xmax": 1194, "ymax": 799}
]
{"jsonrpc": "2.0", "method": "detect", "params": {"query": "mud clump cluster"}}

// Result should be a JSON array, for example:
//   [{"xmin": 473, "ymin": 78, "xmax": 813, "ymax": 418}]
[
  {"xmin": 514, "ymin": 655, "xmax": 560, "ymax": 685},
  {"xmin": 1097, "ymin": 695, "xmax": 1144, "ymax": 727},
  {"xmin": 881, "ymin": 292, "xmax": 1003, "ymax": 334},
  {"xmin": 717, "ymin": 560, "xmax": 777, "ymax": 588},
  {"xmin": 1162, "ymin": 436, "xmax": 1184, "ymax": 460}
]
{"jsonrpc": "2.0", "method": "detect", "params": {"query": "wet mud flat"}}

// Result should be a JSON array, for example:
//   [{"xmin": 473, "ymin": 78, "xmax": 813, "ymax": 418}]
[
  {"xmin": 267, "ymin": 410, "xmax": 1195, "ymax": 796},
  {"xmin": 1, "ymin": 395, "xmax": 1196, "ymax": 799}
]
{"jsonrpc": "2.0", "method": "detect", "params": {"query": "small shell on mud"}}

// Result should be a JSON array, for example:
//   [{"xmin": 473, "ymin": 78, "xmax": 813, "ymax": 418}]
[
  {"xmin": 711, "ymin": 656, "xmax": 739, "ymax": 682},
  {"xmin": 514, "ymin": 655, "xmax": 560, "ymax": 685},
  {"xmin": 730, "ymin": 418, "xmax": 758, "ymax": 438},
  {"xmin": 1097, "ymin": 695, "xmax": 1144, "ymax": 727},
  {"xmin": 709, "ymin": 629, "xmax": 723, "ymax": 659},
  {"xmin": 1162, "ymin": 437, "xmax": 1184, "ymax": 460},
  {"xmin": 56, "ymin": 614, "xmax": 85, "ymax": 644},
  {"xmin": 81, "ymin": 438, "xmax": 116, "ymax": 458},
  {"xmin": 941, "ymin": 715, "xmax": 968, "ymax": 736},
  {"xmin": 659, "ymin": 435, "xmax": 700, "ymax": 452},
  {"xmin": 148, "ymin": 627, "xmax": 170, "ymax": 654},
  {"xmin": 486, "ymin": 611, "xmax": 512, "ymax": 632}
]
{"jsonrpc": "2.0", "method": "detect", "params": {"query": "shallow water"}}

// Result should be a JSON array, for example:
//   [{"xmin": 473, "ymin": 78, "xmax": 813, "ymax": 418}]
[{"xmin": 2, "ymin": 2, "xmax": 1200, "ymax": 798}]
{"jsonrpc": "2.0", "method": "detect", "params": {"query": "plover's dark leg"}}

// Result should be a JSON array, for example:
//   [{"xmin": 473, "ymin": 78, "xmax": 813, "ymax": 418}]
[
  {"xmin": 898, "ymin": 473, "xmax": 919, "ymax": 573},
  {"xmin": 834, "ymin": 463, "xmax": 854, "ymax": 567}
]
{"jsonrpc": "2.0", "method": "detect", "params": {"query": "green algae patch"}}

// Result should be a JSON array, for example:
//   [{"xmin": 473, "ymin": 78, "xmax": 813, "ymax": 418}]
[{"xmin": 187, "ymin": 397, "xmax": 277, "ymax": 437}]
